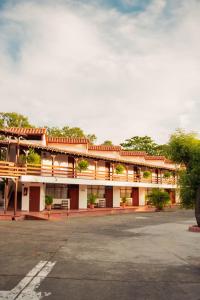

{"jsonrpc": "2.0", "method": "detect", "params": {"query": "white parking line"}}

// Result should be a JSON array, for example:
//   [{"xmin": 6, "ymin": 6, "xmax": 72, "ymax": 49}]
[{"xmin": 0, "ymin": 261, "xmax": 56, "ymax": 300}]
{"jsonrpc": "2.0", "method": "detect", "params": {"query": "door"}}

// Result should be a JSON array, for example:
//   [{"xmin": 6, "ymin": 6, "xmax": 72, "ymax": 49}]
[
  {"xmin": 68, "ymin": 185, "xmax": 79, "ymax": 209},
  {"xmin": 132, "ymin": 187, "xmax": 139, "ymax": 206},
  {"xmin": 169, "ymin": 190, "xmax": 176, "ymax": 204},
  {"xmin": 105, "ymin": 186, "xmax": 113, "ymax": 208},
  {"xmin": 29, "ymin": 187, "xmax": 40, "ymax": 212}
]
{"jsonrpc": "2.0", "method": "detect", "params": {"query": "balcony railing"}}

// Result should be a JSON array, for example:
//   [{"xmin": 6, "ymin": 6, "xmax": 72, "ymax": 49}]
[{"xmin": 0, "ymin": 161, "xmax": 176, "ymax": 185}]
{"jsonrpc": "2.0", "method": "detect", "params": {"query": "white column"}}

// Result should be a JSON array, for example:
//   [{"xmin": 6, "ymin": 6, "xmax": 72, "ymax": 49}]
[
  {"xmin": 40, "ymin": 184, "xmax": 46, "ymax": 211},
  {"xmin": 79, "ymin": 185, "xmax": 87, "ymax": 209},
  {"xmin": 21, "ymin": 184, "xmax": 29, "ymax": 211},
  {"xmin": 175, "ymin": 189, "xmax": 180, "ymax": 203},
  {"xmin": 113, "ymin": 186, "xmax": 121, "ymax": 208},
  {"xmin": 139, "ymin": 187, "xmax": 146, "ymax": 206}
]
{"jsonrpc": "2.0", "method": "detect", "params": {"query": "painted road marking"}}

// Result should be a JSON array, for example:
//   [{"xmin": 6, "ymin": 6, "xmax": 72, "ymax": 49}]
[{"xmin": 0, "ymin": 260, "xmax": 56, "ymax": 300}]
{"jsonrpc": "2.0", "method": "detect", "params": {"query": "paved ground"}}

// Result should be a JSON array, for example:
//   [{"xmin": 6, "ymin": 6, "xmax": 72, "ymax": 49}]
[{"xmin": 0, "ymin": 209, "xmax": 200, "ymax": 300}]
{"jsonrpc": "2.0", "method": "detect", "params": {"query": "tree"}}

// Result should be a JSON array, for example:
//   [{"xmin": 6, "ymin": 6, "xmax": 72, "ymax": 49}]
[
  {"xmin": 168, "ymin": 130, "xmax": 200, "ymax": 226},
  {"xmin": 0, "ymin": 112, "xmax": 32, "ymax": 128},
  {"xmin": 102, "ymin": 140, "xmax": 113, "ymax": 146},
  {"xmin": 121, "ymin": 136, "xmax": 159, "ymax": 155},
  {"xmin": 46, "ymin": 126, "xmax": 97, "ymax": 144}
]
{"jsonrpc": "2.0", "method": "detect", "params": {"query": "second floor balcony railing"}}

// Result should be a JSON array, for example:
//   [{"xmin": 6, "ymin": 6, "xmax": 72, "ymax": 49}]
[{"xmin": 0, "ymin": 161, "xmax": 176, "ymax": 185}]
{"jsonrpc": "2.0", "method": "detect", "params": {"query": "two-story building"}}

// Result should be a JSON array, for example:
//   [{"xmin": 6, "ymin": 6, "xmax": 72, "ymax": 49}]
[{"xmin": 0, "ymin": 127, "xmax": 178, "ymax": 213}]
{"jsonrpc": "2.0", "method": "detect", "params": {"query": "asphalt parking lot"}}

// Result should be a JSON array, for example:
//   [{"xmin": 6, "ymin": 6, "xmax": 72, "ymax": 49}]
[{"xmin": 0, "ymin": 209, "xmax": 199, "ymax": 300}]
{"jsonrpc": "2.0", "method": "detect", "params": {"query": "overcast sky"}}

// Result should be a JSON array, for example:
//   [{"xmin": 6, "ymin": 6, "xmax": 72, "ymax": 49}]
[{"xmin": 0, "ymin": 0, "xmax": 199, "ymax": 144}]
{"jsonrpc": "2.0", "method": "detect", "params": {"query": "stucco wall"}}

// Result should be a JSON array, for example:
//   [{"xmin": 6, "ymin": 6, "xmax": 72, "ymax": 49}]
[
  {"xmin": 79, "ymin": 185, "xmax": 87, "ymax": 209},
  {"xmin": 113, "ymin": 186, "xmax": 121, "ymax": 207}
]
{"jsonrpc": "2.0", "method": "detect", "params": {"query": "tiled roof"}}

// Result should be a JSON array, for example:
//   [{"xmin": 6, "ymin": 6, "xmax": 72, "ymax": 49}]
[
  {"xmin": 88, "ymin": 145, "xmax": 121, "ymax": 151},
  {"xmin": 120, "ymin": 151, "xmax": 147, "ymax": 156},
  {"xmin": 0, "ymin": 139, "xmax": 176, "ymax": 170},
  {"xmin": 47, "ymin": 137, "xmax": 88, "ymax": 144},
  {"xmin": 0, "ymin": 127, "xmax": 46, "ymax": 136},
  {"xmin": 145, "ymin": 156, "xmax": 165, "ymax": 161}
]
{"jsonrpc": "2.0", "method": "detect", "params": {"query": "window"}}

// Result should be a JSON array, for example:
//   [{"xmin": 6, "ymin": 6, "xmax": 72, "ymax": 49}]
[
  {"xmin": 87, "ymin": 186, "xmax": 105, "ymax": 199},
  {"xmin": 46, "ymin": 184, "xmax": 68, "ymax": 199},
  {"xmin": 120, "ymin": 187, "xmax": 132, "ymax": 198}
]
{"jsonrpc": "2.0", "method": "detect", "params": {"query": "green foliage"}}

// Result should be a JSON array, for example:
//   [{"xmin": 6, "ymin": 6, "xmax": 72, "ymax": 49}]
[
  {"xmin": 102, "ymin": 140, "xmax": 113, "ymax": 146},
  {"xmin": 163, "ymin": 171, "xmax": 172, "ymax": 178},
  {"xmin": 45, "ymin": 195, "xmax": 53, "ymax": 205},
  {"xmin": 115, "ymin": 164, "xmax": 125, "ymax": 174},
  {"xmin": 46, "ymin": 126, "xmax": 97, "ymax": 144},
  {"xmin": 88, "ymin": 193, "xmax": 97, "ymax": 204},
  {"xmin": 168, "ymin": 130, "xmax": 200, "ymax": 209},
  {"xmin": 146, "ymin": 188, "xmax": 170, "ymax": 210},
  {"xmin": 120, "ymin": 136, "xmax": 160, "ymax": 155},
  {"xmin": 121, "ymin": 196, "xmax": 127, "ymax": 203},
  {"xmin": 19, "ymin": 149, "xmax": 41, "ymax": 165},
  {"xmin": 77, "ymin": 160, "xmax": 89, "ymax": 172},
  {"xmin": 0, "ymin": 112, "xmax": 32, "ymax": 128},
  {"xmin": 143, "ymin": 171, "xmax": 152, "ymax": 179}
]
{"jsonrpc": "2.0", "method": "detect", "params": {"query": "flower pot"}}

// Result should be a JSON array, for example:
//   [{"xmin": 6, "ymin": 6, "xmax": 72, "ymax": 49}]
[
  {"xmin": 122, "ymin": 203, "xmax": 126, "ymax": 208},
  {"xmin": 90, "ymin": 203, "xmax": 95, "ymax": 209},
  {"xmin": 46, "ymin": 204, "xmax": 52, "ymax": 211}
]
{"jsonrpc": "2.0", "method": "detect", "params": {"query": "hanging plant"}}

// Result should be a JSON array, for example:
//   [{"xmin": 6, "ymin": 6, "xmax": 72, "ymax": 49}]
[
  {"xmin": 143, "ymin": 170, "xmax": 152, "ymax": 179},
  {"xmin": 163, "ymin": 171, "xmax": 172, "ymax": 178},
  {"xmin": 115, "ymin": 164, "xmax": 125, "ymax": 174},
  {"xmin": 77, "ymin": 159, "xmax": 89, "ymax": 172}
]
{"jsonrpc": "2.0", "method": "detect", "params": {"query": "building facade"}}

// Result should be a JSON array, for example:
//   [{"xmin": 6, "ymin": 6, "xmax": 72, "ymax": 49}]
[{"xmin": 0, "ymin": 127, "xmax": 178, "ymax": 213}]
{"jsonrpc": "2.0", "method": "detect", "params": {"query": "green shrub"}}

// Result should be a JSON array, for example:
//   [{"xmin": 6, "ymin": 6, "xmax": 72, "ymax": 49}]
[
  {"xmin": 115, "ymin": 164, "xmax": 125, "ymax": 174},
  {"xmin": 143, "ymin": 171, "xmax": 151, "ymax": 178},
  {"xmin": 77, "ymin": 160, "xmax": 89, "ymax": 172},
  {"xmin": 88, "ymin": 193, "xmax": 97, "ymax": 204},
  {"xmin": 146, "ymin": 188, "xmax": 170, "ymax": 211},
  {"xmin": 45, "ymin": 195, "xmax": 53, "ymax": 205},
  {"xmin": 163, "ymin": 171, "xmax": 171, "ymax": 178},
  {"xmin": 121, "ymin": 196, "xmax": 127, "ymax": 204}
]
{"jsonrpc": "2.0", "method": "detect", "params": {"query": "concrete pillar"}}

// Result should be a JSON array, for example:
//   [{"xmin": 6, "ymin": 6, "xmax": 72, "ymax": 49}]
[
  {"xmin": 139, "ymin": 187, "xmax": 146, "ymax": 206},
  {"xmin": 40, "ymin": 184, "xmax": 46, "ymax": 211},
  {"xmin": 113, "ymin": 186, "xmax": 121, "ymax": 208},
  {"xmin": 79, "ymin": 185, "xmax": 87, "ymax": 209}
]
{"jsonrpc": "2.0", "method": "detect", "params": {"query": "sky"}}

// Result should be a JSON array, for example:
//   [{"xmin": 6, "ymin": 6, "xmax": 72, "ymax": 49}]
[{"xmin": 0, "ymin": 0, "xmax": 200, "ymax": 144}]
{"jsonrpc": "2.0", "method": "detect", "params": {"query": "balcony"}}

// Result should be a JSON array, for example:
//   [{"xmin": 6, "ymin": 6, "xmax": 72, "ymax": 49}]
[{"xmin": 0, "ymin": 161, "xmax": 176, "ymax": 185}]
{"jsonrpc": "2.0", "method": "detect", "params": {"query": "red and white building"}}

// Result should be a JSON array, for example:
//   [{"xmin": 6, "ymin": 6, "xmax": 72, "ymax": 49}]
[{"xmin": 0, "ymin": 127, "xmax": 178, "ymax": 213}]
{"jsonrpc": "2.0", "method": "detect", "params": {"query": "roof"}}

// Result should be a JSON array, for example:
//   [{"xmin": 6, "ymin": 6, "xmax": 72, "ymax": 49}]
[
  {"xmin": 0, "ymin": 140, "xmax": 176, "ymax": 170},
  {"xmin": 120, "ymin": 151, "xmax": 147, "ymax": 156},
  {"xmin": 145, "ymin": 156, "xmax": 165, "ymax": 161},
  {"xmin": 47, "ymin": 137, "xmax": 88, "ymax": 144},
  {"xmin": 0, "ymin": 127, "xmax": 46, "ymax": 136},
  {"xmin": 88, "ymin": 145, "xmax": 121, "ymax": 151}
]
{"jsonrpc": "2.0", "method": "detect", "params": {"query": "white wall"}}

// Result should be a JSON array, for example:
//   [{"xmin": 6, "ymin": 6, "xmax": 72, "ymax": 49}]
[
  {"xmin": 21, "ymin": 183, "xmax": 46, "ymax": 211},
  {"xmin": 79, "ymin": 185, "xmax": 87, "ymax": 209},
  {"xmin": 139, "ymin": 187, "xmax": 146, "ymax": 206},
  {"xmin": 113, "ymin": 186, "xmax": 121, "ymax": 207}
]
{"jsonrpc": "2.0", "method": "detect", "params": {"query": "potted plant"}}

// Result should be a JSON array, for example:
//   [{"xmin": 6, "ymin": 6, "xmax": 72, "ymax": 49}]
[
  {"xmin": 143, "ymin": 170, "xmax": 151, "ymax": 179},
  {"xmin": 115, "ymin": 164, "xmax": 125, "ymax": 174},
  {"xmin": 88, "ymin": 193, "xmax": 97, "ymax": 209},
  {"xmin": 45, "ymin": 195, "xmax": 53, "ymax": 211},
  {"xmin": 146, "ymin": 188, "xmax": 170, "ymax": 211},
  {"xmin": 77, "ymin": 159, "xmax": 89, "ymax": 172},
  {"xmin": 121, "ymin": 196, "xmax": 127, "ymax": 208}
]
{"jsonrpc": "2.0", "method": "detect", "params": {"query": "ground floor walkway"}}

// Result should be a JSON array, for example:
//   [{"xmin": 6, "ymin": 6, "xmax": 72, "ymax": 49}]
[
  {"xmin": 0, "ymin": 204, "xmax": 179, "ymax": 220},
  {"xmin": 0, "ymin": 209, "xmax": 199, "ymax": 300}
]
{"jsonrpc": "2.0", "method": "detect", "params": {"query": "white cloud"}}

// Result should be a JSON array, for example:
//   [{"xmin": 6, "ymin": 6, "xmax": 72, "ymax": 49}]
[{"xmin": 0, "ymin": 0, "xmax": 200, "ymax": 144}]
